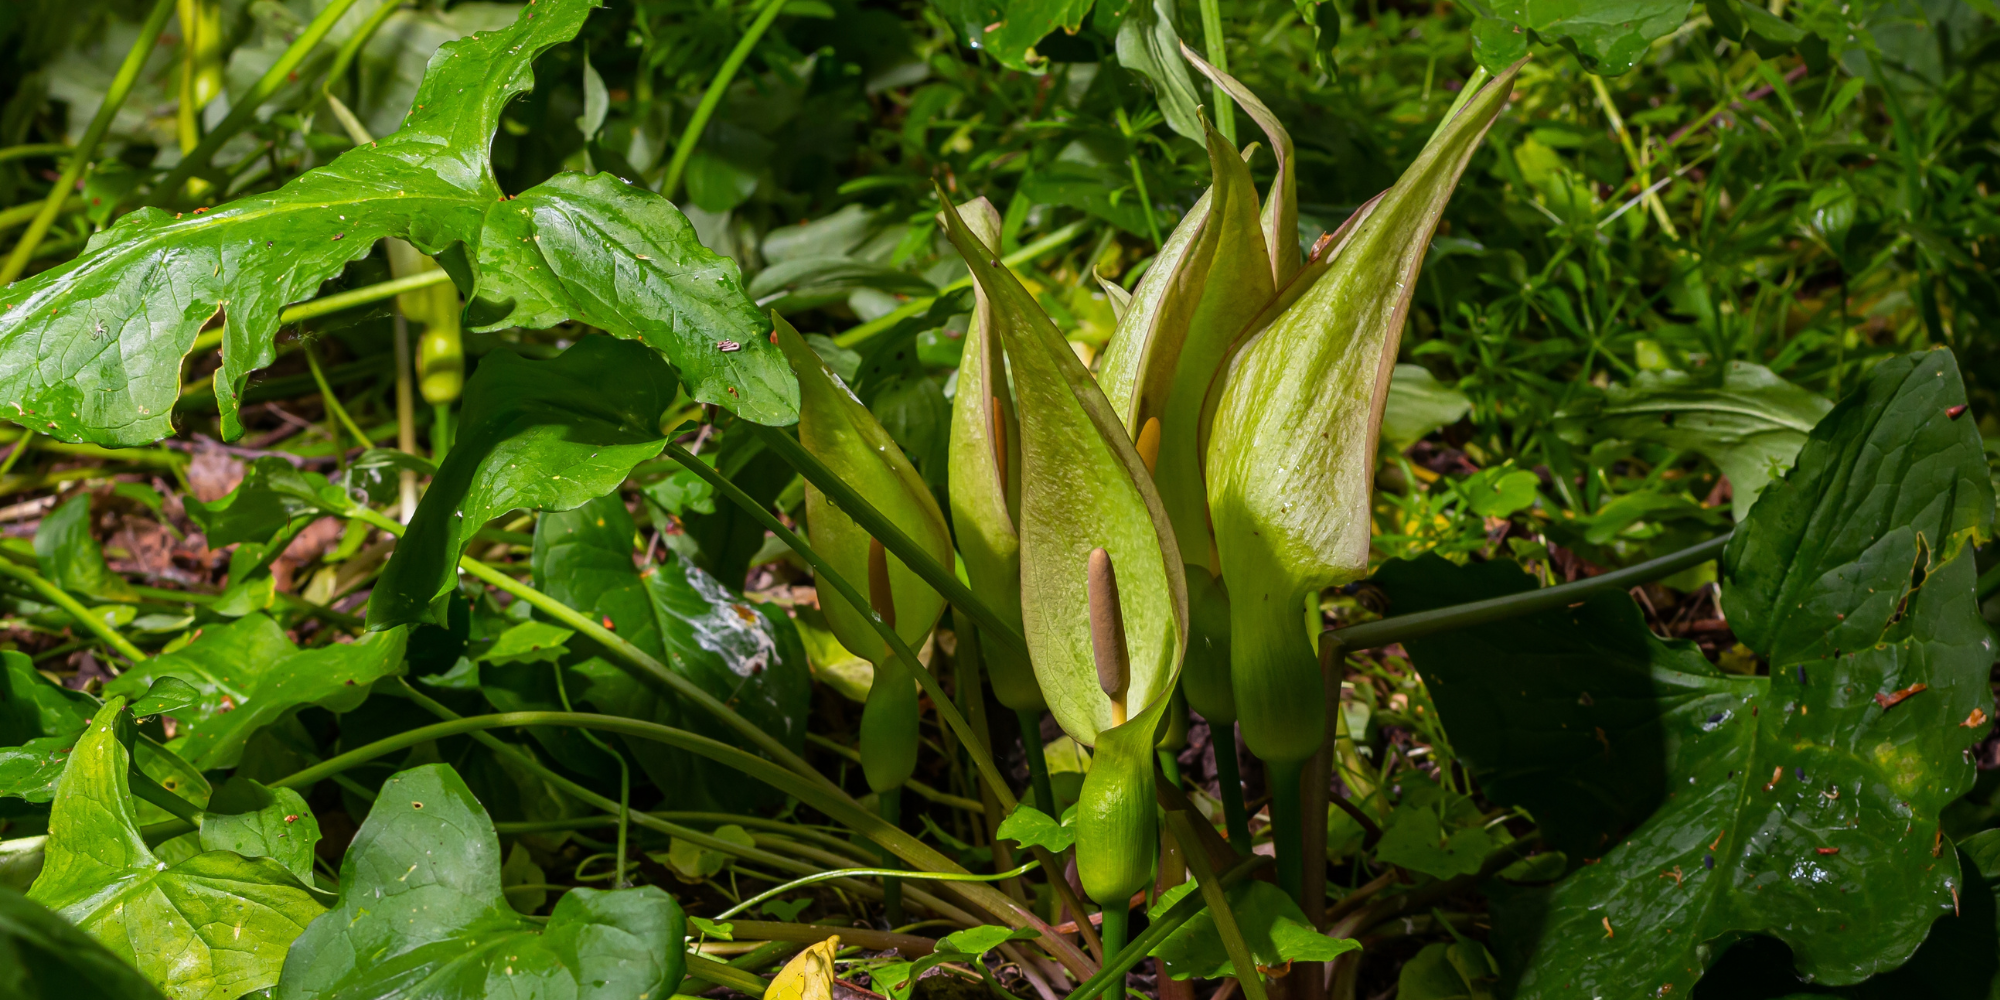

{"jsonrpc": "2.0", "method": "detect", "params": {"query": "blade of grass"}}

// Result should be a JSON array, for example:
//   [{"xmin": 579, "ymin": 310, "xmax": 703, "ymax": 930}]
[
  {"xmin": 659, "ymin": 0, "xmax": 788, "ymax": 201},
  {"xmin": 0, "ymin": 0, "xmax": 177, "ymax": 283}
]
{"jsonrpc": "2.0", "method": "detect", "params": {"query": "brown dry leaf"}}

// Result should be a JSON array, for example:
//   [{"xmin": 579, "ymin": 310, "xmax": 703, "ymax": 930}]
[{"xmin": 187, "ymin": 445, "xmax": 246, "ymax": 503}]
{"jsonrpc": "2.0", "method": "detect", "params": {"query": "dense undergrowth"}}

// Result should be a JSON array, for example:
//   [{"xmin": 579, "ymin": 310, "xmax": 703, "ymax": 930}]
[{"xmin": 0, "ymin": 0, "xmax": 1997, "ymax": 998}]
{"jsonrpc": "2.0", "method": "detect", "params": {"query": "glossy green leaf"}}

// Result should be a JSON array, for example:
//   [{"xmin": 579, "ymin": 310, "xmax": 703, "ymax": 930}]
[
  {"xmin": 1398, "ymin": 939, "xmax": 1499, "ymax": 1000},
  {"xmin": 994, "ymin": 803, "xmax": 1076, "ymax": 853},
  {"xmin": 938, "ymin": 197, "xmax": 1186, "ymax": 748},
  {"xmin": 1149, "ymin": 880, "xmax": 1360, "ymax": 980},
  {"xmin": 0, "ymin": 884, "xmax": 171, "ymax": 1000},
  {"xmin": 29, "ymin": 701, "xmax": 325, "ymax": 1000},
  {"xmin": 370, "ymin": 336, "xmax": 682, "ymax": 628},
  {"xmin": 1381, "ymin": 363, "xmax": 1473, "ymax": 451},
  {"xmin": 127, "ymin": 676, "xmax": 201, "ymax": 717},
  {"xmin": 1387, "ymin": 350, "xmax": 1994, "ymax": 997},
  {"xmin": 1557, "ymin": 361, "xmax": 1832, "ymax": 520},
  {"xmin": 534, "ymin": 493, "xmax": 810, "ymax": 812},
  {"xmin": 986, "ymin": 0, "xmax": 1093, "ymax": 74},
  {"xmin": 0, "ymin": 652, "xmax": 201, "ymax": 808},
  {"xmin": 875, "ymin": 924, "xmax": 1041, "ymax": 1000},
  {"xmin": 0, "ymin": 0, "xmax": 787, "ymax": 448},
  {"xmin": 1115, "ymin": 0, "xmax": 1204, "ymax": 141},
  {"xmin": 199, "ymin": 776, "xmax": 321, "ymax": 884},
  {"xmin": 945, "ymin": 198, "xmax": 1038, "ymax": 712},
  {"xmin": 776, "ymin": 312, "xmax": 951, "ymax": 791},
  {"xmin": 185, "ymin": 457, "xmax": 349, "ymax": 547},
  {"xmin": 34, "ymin": 496, "xmax": 137, "ymax": 603},
  {"xmin": 1374, "ymin": 772, "xmax": 1508, "ymax": 879},
  {"xmin": 1205, "ymin": 64, "xmax": 1519, "ymax": 765},
  {"xmin": 274, "ymin": 763, "xmax": 687, "ymax": 1000},
  {"xmin": 103, "ymin": 614, "xmax": 409, "ymax": 770},
  {"xmin": 1465, "ymin": 0, "xmax": 1694, "ymax": 74}
]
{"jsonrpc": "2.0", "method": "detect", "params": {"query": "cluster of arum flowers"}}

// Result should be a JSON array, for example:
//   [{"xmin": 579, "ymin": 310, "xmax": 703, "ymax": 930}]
[{"xmin": 780, "ymin": 51, "xmax": 1526, "ymax": 954}]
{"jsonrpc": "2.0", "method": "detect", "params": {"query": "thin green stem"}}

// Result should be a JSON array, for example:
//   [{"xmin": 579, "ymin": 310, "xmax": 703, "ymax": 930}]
[
  {"xmin": 0, "ymin": 144, "xmax": 70, "ymax": 165},
  {"xmin": 1196, "ymin": 0, "xmax": 1235, "ymax": 145},
  {"xmin": 304, "ymin": 342, "xmax": 374, "ymax": 449},
  {"xmin": 0, "ymin": 196, "xmax": 83, "ymax": 235},
  {"xmin": 1166, "ymin": 811, "xmax": 1268, "ymax": 1000},
  {"xmin": 1212, "ymin": 724, "xmax": 1251, "ymax": 851},
  {"xmin": 185, "ymin": 269, "xmax": 456, "ymax": 357},
  {"xmin": 687, "ymin": 953, "xmax": 772, "ymax": 997},
  {"xmin": 660, "ymin": 0, "xmax": 788, "ymax": 201},
  {"xmin": 747, "ymin": 427, "xmax": 1029, "ymax": 663},
  {"xmin": 0, "ymin": 433, "xmax": 34, "ymax": 480},
  {"xmin": 0, "ymin": 0, "xmax": 176, "ymax": 283},
  {"xmin": 1066, "ymin": 853, "xmax": 1270, "ymax": 1000},
  {"xmin": 880, "ymin": 787, "xmax": 904, "ymax": 927},
  {"xmin": 1115, "ymin": 109, "xmax": 1163, "ymax": 246},
  {"xmin": 1321, "ymin": 530, "xmax": 1732, "ymax": 652},
  {"xmin": 554, "ymin": 660, "xmax": 630, "ymax": 888},
  {"xmin": 667, "ymin": 441, "xmax": 1020, "ymax": 816},
  {"xmin": 149, "ymin": 0, "xmax": 369, "ymax": 204},
  {"xmin": 1018, "ymin": 710, "xmax": 1055, "ymax": 815},
  {"xmin": 1267, "ymin": 758, "xmax": 1304, "ymax": 905},
  {"xmin": 1098, "ymin": 905, "xmax": 1129, "ymax": 961},
  {"xmin": 832, "ymin": 220, "xmax": 1088, "ymax": 350},
  {"xmin": 714, "ymin": 861, "xmax": 1037, "ymax": 921},
  {"xmin": 0, "ymin": 561, "xmax": 147, "ymax": 663},
  {"xmin": 318, "ymin": 0, "xmax": 403, "ymax": 105},
  {"xmin": 347, "ymin": 505, "xmax": 836, "ymax": 797}
]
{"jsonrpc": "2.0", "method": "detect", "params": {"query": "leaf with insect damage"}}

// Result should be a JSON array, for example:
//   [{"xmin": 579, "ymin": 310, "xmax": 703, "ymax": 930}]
[{"xmin": 1383, "ymin": 349, "xmax": 1995, "ymax": 997}]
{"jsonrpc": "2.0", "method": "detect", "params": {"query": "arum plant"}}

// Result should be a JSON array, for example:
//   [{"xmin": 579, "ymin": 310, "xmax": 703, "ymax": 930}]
[
  {"xmin": 1204, "ymin": 57, "xmax": 1525, "ymax": 902},
  {"xmin": 774, "ymin": 314, "xmax": 953, "ymax": 923},
  {"xmin": 945, "ymin": 198, "xmax": 1056, "ymax": 813},
  {"xmin": 938, "ymin": 194, "xmax": 1187, "ymax": 959}
]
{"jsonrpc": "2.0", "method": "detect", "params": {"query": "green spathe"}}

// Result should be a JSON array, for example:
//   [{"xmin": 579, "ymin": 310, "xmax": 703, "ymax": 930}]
[
  {"xmin": 1205, "ymin": 61, "xmax": 1522, "ymax": 764},
  {"xmin": 937, "ymin": 196, "xmax": 1186, "ymax": 748}
]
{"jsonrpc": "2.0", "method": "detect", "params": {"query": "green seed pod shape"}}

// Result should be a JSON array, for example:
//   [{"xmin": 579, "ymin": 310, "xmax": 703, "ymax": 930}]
[
  {"xmin": 1206, "ymin": 63, "xmax": 1524, "ymax": 765},
  {"xmin": 1075, "ymin": 696, "xmax": 1168, "ymax": 906},
  {"xmin": 946, "ymin": 197, "xmax": 1040, "ymax": 712},
  {"xmin": 860, "ymin": 647, "xmax": 923, "ymax": 793},
  {"xmin": 937, "ymin": 196, "xmax": 1186, "ymax": 749}
]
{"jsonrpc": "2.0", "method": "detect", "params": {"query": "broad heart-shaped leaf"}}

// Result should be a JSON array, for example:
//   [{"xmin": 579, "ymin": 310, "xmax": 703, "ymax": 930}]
[
  {"xmin": 29, "ymin": 701, "xmax": 325, "ymax": 1000},
  {"xmin": 184, "ymin": 458, "xmax": 350, "ymax": 546},
  {"xmin": 1386, "ymin": 349, "xmax": 1995, "ymax": 998},
  {"xmin": 0, "ymin": 0, "xmax": 789, "ymax": 448},
  {"xmin": 0, "ymin": 884, "xmax": 171, "ymax": 1000},
  {"xmin": 0, "ymin": 651, "xmax": 207, "ymax": 810},
  {"xmin": 275, "ymin": 763, "xmax": 687, "ymax": 1000},
  {"xmin": 370, "ymin": 336, "xmax": 680, "ymax": 628},
  {"xmin": 102, "ymin": 614, "xmax": 409, "ymax": 770},
  {"xmin": 1467, "ymin": 0, "xmax": 1694, "ymax": 74},
  {"xmin": 1097, "ymin": 119, "xmax": 1273, "ymax": 578},
  {"xmin": 944, "ymin": 199, "xmax": 1039, "ymax": 712},
  {"xmin": 1149, "ymin": 880, "xmax": 1360, "ymax": 980},
  {"xmin": 199, "ymin": 776, "xmax": 321, "ymax": 884},
  {"xmin": 938, "ymin": 197, "xmax": 1185, "ymax": 749},
  {"xmin": 1556, "ymin": 361, "xmax": 1832, "ymax": 520},
  {"xmin": 533, "ymin": 493, "xmax": 809, "ymax": 812},
  {"xmin": 35, "ymin": 496, "xmax": 137, "ymax": 603},
  {"xmin": 1205, "ymin": 62, "xmax": 1518, "ymax": 766}
]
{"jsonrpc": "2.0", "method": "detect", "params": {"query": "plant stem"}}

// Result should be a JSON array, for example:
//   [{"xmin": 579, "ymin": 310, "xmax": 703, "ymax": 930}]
[
  {"xmin": 667, "ymin": 442, "xmax": 1021, "ymax": 815},
  {"xmin": 659, "ymin": 0, "xmax": 788, "ymax": 201},
  {"xmin": 749, "ymin": 426, "xmax": 1029, "ymax": 662},
  {"xmin": 0, "ymin": 561, "xmax": 148, "ymax": 663},
  {"xmin": 1018, "ymin": 710, "xmax": 1055, "ymax": 814},
  {"xmin": 0, "ymin": 433, "xmax": 35, "ymax": 480},
  {"xmin": 1321, "ymin": 530, "xmax": 1732, "ymax": 652},
  {"xmin": 1213, "ymin": 725, "xmax": 1251, "ymax": 851},
  {"xmin": 880, "ymin": 786, "xmax": 904, "ymax": 927},
  {"xmin": 1098, "ymin": 904, "xmax": 1129, "ymax": 960},
  {"xmin": 713, "ymin": 860, "xmax": 1038, "ymax": 921},
  {"xmin": 1166, "ymin": 810, "xmax": 1269, "ymax": 1000},
  {"xmin": 1196, "ymin": 0, "xmax": 1235, "ymax": 145},
  {"xmin": 1267, "ymin": 757, "xmax": 1305, "ymax": 905},
  {"xmin": 687, "ymin": 953, "xmax": 773, "ymax": 997},
  {"xmin": 303, "ymin": 342, "xmax": 373, "ymax": 449},
  {"xmin": 391, "ymin": 307, "xmax": 419, "ymax": 521},
  {"xmin": 0, "ymin": 0, "xmax": 177, "ymax": 284},
  {"xmin": 148, "ymin": 0, "xmax": 369, "ymax": 204},
  {"xmin": 1066, "ymin": 853, "xmax": 1270, "ymax": 1000}
]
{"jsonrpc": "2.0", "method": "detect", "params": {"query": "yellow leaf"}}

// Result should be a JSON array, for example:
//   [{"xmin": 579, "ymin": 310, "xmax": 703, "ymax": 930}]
[{"xmin": 767, "ymin": 936, "xmax": 841, "ymax": 1000}]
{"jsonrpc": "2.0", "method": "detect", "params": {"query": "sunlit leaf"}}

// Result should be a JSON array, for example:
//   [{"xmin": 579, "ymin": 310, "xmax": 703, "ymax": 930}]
[{"xmin": 0, "ymin": 884, "xmax": 171, "ymax": 1000}]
